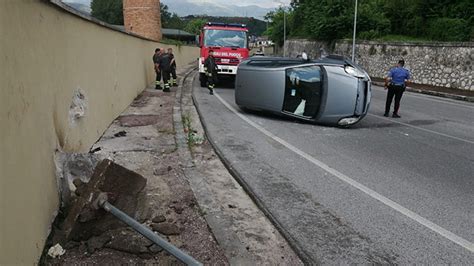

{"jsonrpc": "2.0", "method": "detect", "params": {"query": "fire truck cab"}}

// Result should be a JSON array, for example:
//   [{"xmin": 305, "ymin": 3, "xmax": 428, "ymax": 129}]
[{"xmin": 198, "ymin": 22, "xmax": 250, "ymax": 87}]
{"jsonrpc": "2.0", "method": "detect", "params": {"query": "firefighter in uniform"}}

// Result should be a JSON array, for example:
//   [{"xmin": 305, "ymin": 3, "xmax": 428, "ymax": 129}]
[
  {"xmin": 157, "ymin": 49, "xmax": 172, "ymax": 92},
  {"xmin": 204, "ymin": 50, "xmax": 218, "ymax": 95},
  {"xmin": 168, "ymin": 48, "xmax": 178, "ymax": 86},
  {"xmin": 153, "ymin": 48, "xmax": 162, "ymax": 90}
]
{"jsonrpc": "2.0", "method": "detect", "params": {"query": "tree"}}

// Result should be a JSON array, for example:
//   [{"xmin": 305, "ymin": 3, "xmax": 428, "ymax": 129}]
[
  {"xmin": 161, "ymin": 4, "xmax": 186, "ymax": 29},
  {"xmin": 91, "ymin": 0, "xmax": 123, "ymax": 25},
  {"xmin": 264, "ymin": 9, "xmax": 288, "ymax": 46},
  {"xmin": 269, "ymin": 0, "xmax": 473, "ymax": 42},
  {"xmin": 160, "ymin": 3, "xmax": 172, "ymax": 27},
  {"xmin": 165, "ymin": 13, "xmax": 186, "ymax": 30},
  {"xmin": 357, "ymin": 0, "xmax": 391, "ymax": 39},
  {"xmin": 184, "ymin": 19, "xmax": 207, "ymax": 35}
]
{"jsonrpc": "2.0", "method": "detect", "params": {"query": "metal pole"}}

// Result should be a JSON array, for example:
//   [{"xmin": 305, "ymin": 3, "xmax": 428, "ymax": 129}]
[
  {"xmin": 101, "ymin": 201, "xmax": 202, "ymax": 266},
  {"xmin": 351, "ymin": 0, "xmax": 358, "ymax": 62},
  {"xmin": 283, "ymin": 8, "xmax": 286, "ymax": 57}
]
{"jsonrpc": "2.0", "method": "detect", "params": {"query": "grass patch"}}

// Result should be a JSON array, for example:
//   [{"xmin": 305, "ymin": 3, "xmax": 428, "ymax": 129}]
[{"xmin": 160, "ymin": 38, "xmax": 185, "ymax": 46}]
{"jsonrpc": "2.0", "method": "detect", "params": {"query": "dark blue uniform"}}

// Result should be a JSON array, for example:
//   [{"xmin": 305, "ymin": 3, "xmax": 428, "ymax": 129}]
[{"xmin": 385, "ymin": 63, "xmax": 411, "ymax": 118}]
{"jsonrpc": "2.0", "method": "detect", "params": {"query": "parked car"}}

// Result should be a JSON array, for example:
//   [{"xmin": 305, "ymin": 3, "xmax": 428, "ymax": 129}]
[{"xmin": 235, "ymin": 55, "xmax": 371, "ymax": 126}]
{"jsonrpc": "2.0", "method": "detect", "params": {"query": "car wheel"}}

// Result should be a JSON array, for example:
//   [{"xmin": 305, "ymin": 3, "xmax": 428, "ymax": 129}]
[{"xmin": 199, "ymin": 73, "xmax": 207, "ymax": 87}]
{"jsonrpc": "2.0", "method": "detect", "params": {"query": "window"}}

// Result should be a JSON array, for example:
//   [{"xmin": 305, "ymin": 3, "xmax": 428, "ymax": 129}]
[
  {"xmin": 283, "ymin": 66, "xmax": 323, "ymax": 118},
  {"xmin": 204, "ymin": 29, "xmax": 247, "ymax": 48}
]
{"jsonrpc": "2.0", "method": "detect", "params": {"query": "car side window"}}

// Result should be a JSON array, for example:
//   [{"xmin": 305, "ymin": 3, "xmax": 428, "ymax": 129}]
[{"xmin": 283, "ymin": 66, "xmax": 323, "ymax": 118}]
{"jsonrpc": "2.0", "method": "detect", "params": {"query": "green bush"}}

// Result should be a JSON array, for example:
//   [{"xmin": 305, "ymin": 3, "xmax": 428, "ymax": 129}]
[{"xmin": 427, "ymin": 18, "xmax": 470, "ymax": 41}]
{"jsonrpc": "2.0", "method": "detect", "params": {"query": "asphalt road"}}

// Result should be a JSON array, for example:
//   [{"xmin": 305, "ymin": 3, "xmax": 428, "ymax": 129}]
[{"xmin": 192, "ymin": 75, "xmax": 474, "ymax": 264}]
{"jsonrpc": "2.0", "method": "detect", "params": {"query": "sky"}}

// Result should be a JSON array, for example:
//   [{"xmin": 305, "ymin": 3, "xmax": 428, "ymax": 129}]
[
  {"xmin": 64, "ymin": 0, "xmax": 291, "ymax": 8},
  {"xmin": 187, "ymin": 0, "xmax": 291, "ymax": 8}
]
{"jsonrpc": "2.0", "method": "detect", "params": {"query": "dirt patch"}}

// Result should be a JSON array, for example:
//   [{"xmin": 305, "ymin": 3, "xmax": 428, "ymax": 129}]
[
  {"xmin": 130, "ymin": 94, "xmax": 149, "ymax": 107},
  {"xmin": 141, "ymin": 90, "xmax": 164, "ymax": 98}
]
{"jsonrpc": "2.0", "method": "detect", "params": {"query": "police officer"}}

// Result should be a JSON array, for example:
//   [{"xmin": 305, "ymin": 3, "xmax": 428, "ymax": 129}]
[
  {"xmin": 168, "ymin": 48, "xmax": 178, "ymax": 86},
  {"xmin": 157, "ymin": 48, "xmax": 172, "ymax": 92},
  {"xmin": 153, "ymin": 48, "xmax": 162, "ymax": 90},
  {"xmin": 204, "ymin": 50, "xmax": 218, "ymax": 95},
  {"xmin": 384, "ymin": 59, "xmax": 411, "ymax": 118}
]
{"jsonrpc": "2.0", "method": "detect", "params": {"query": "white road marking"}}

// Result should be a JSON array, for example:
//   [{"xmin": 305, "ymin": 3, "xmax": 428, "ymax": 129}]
[
  {"xmin": 372, "ymin": 86, "xmax": 474, "ymax": 110},
  {"xmin": 367, "ymin": 114, "xmax": 474, "ymax": 145},
  {"xmin": 213, "ymin": 91, "xmax": 474, "ymax": 253}
]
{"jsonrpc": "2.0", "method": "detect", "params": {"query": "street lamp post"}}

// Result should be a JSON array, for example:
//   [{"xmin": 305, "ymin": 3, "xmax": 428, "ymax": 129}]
[
  {"xmin": 351, "ymin": 0, "xmax": 358, "ymax": 62},
  {"xmin": 276, "ymin": 0, "xmax": 287, "ymax": 57},
  {"xmin": 283, "ymin": 8, "xmax": 286, "ymax": 57}
]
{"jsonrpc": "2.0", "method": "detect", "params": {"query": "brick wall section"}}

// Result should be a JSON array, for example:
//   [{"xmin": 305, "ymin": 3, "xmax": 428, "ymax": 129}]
[{"xmin": 123, "ymin": 0, "xmax": 162, "ymax": 41}]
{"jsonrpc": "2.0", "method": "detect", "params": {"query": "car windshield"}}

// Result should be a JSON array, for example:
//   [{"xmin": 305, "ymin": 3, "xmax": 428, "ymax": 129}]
[
  {"xmin": 204, "ymin": 29, "xmax": 247, "ymax": 48},
  {"xmin": 283, "ymin": 66, "xmax": 323, "ymax": 118}
]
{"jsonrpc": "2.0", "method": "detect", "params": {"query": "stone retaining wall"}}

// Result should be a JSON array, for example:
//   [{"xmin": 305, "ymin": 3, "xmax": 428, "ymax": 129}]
[{"xmin": 285, "ymin": 39, "xmax": 474, "ymax": 91}]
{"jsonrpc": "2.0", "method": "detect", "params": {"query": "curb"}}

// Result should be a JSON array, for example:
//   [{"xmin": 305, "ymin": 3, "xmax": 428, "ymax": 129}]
[
  {"xmin": 173, "ymin": 63, "xmax": 199, "ymax": 169},
  {"xmin": 372, "ymin": 81, "xmax": 474, "ymax": 102},
  {"xmin": 189, "ymin": 72, "xmax": 314, "ymax": 265}
]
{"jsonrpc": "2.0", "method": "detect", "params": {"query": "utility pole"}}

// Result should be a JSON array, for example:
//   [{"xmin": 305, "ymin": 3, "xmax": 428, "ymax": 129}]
[
  {"xmin": 283, "ymin": 8, "xmax": 286, "ymax": 57},
  {"xmin": 275, "ymin": 0, "xmax": 287, "ymax": 57},
  {"xmin": 351, "ymin": 0, "xmax": 358, "ymax": 62}
]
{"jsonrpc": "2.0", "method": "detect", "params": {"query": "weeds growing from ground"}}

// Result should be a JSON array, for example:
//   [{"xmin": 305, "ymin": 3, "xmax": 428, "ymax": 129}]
[{"xmin": 182, "ymin": 112, "xmax": 203, "ymax": 148}]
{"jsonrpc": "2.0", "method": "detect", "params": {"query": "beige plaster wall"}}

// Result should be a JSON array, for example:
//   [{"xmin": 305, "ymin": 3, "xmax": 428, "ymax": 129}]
[{"xmin": 0, "ymin": 1, "xmax": 198, "ymax": 263}]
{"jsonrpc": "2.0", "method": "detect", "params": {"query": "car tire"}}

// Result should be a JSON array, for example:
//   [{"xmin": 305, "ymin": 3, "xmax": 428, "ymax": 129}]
[{"xmin": 199, "ymin": 73, "xmax": 207, "ymax": 87}]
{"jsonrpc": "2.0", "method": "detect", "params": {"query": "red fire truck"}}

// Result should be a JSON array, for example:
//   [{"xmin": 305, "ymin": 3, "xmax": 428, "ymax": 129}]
[{"xmin": 198, "ymin": 22, "xmax": 250, "ymax": 87}]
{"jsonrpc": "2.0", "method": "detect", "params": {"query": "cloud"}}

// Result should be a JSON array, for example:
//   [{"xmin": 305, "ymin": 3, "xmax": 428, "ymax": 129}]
[{"xmin": 187, "ymin": 0, "xmax": 290, "ymax": 8}]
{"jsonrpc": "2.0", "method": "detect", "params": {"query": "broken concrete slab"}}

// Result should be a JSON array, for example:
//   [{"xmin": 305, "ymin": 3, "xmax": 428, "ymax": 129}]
[
  {"xmin": 54, "ymin": 151, "xmax": 103, "ymax": 207},
  {"xmin": 150, "ymin": 222, "xmax": 182, "ymax": 236},
  {"xmin": 152, "ymin": 215, "xmax": 166, "ymax": 223},
  {"xmin": 61, "ymin": 159, "xmax": 147, "ymax": 242},
  {"xmin": 87, "ymin": 234, "xmax": 112, "ymax": 253},
  {"xmin": 104, "ymin": 228, "xmax": 152, "ymax": 255}
]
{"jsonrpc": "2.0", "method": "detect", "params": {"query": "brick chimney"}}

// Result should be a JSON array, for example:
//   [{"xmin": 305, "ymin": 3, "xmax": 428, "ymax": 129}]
[{"xmin": 123, "ymin": 0, "xmax": 162, "ymax": 41}]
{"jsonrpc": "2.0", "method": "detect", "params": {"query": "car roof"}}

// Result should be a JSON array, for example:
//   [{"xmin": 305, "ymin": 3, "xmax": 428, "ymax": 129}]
[
  {"xmin": 312, "ymin": 55, "xmax": 351, "ymax": 65},
  {"xmin": 242, "ymin": 54, "xmax": 352, "ymax": 68},
  {"xmin": 242, "ymin": 57, "xmax": 308, "ymax": 68}
]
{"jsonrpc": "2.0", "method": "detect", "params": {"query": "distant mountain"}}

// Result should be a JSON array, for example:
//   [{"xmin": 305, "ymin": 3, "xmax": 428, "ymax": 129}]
[
  {"xmin": 61, "ymin": 0, "xmax": 273, "ymax": 20},
  {"xmin": 161, "ymin": 0, "xmax": 273, "ymax": 20}
]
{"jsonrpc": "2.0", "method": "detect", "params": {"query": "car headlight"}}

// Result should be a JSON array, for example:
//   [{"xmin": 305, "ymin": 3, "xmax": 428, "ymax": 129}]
[
  {"xmin": 338, "ymin": 117, "xmax": 360, "ymax": 126},
  {"xmin": 344, "ymin": 65, "xmax": 366, "ymax": 78}
]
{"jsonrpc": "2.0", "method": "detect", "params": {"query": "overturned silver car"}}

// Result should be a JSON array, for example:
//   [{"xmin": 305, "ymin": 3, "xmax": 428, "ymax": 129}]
[{"xmin": 235, "ymin": 55, "xmax": 371, "ymax": 126}]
